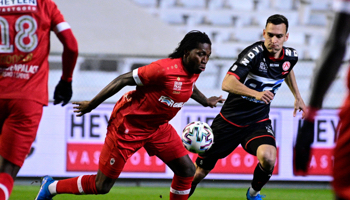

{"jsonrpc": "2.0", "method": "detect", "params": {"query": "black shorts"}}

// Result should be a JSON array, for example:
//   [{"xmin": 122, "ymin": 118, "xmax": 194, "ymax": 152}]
[{"xmin": 196, "ymin": 114, "xmax": 276, "ymax": 170}]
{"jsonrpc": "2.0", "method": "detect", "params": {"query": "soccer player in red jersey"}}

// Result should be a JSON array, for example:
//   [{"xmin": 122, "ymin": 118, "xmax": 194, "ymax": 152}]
[
  {"xmin": 0, "ymin": 0, "xmax": 78, "ymax": 199},
  {"xmin": 35, "ymin": 30, "xmax": 224, "ymax": 200},
  {"xmin": 294, "ymin": 1, "xmax": 350, "ymax": 199}
]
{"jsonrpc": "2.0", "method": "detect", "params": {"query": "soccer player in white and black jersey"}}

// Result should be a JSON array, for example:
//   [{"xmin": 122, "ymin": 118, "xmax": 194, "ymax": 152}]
[{"xmin": 189, "ymin": 14, "xmax": 306, "ymax": 200}]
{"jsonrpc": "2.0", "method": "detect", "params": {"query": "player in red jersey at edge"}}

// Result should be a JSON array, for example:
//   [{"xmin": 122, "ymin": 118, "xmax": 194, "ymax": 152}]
[
  {"xmin": 0, "ymin": 0, "xmax": 78, "ymax": 200},
  {"xmin": 294, "ymin": 0, "xmax": 350, "ymax": 199},
  {"xmin": 35, "ymin": 30, "xmax": 224, "ymax": 200}
]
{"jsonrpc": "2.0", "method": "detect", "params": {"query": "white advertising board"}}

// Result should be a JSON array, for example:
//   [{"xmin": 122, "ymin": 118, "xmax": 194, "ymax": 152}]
[{"xmin": 18, "ymin": 103, "xmax": 337, "ymax": 181}]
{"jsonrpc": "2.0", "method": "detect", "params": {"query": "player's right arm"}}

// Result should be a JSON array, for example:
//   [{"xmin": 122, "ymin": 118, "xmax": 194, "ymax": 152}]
[
  {"xmin": 222, "ymin": 73, "xmax": 274, "ymax": 104},
  {"xmin": 73, "ymin": 72, "xmax": 136, "ymax": 116}
]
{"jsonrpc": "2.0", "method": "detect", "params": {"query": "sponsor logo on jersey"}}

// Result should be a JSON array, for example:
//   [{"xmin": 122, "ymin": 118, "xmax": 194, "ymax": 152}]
[
  {"xmin": 0, "ymin": 64, "xmax": 39, "ymax": 80},
  {"xmin": 158, "ymin": 96, "xmax": 184, "ymax": 108},
  {"xmin": 241, "ymin": 73, "xmax": 284, "ymax": 104},
  {"xmin": 173, "ymin": 81, "xmax": 182, "ymax": 91},
  {"xmin": 270, "ymin": 63, "xmax": 279, "ymax": 67},
  {"xmin": 230, "ymin": 64, "xmax": 238, "ymax": 72},
  {"xmin": 282, "ymin": 61, "xmax": 290, "ymax": 71},
  {"xmin": 240, "ymin": 45, "xmax": 263, "ymax": 66},
  {"xmin": 0, "ymin": 0, "xmax": 37, "ymax": 14},
  {"xmin": 285, "ymin": 48, "xmax": 298, "ymax": 57}
]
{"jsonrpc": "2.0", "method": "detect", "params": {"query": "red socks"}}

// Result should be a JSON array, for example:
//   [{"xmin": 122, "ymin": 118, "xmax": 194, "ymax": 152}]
[
  {"xmin": 170, "ymin": 174, "xmax": 193, "ymax": 200},
  {"xmin": 56, "ymin": 175, "xmax": 97, "ymax": 194},
  {"xmin": 0, "ymin": 173, "xmax": 14, "ymax": 200}
]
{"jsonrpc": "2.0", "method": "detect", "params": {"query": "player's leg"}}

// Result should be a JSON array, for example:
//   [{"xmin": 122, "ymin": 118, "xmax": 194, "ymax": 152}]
[
  {"xmin": 190, "ymin": 114, "xmax": 242, "ymax": 197},
  {"xmin": 36, "ymin": 131, "xmax": 128, "ymax": 199},
  {"xmin": 0, "ymin": 99, "xmax": 42, "ymax": 200},
  {"xmin": 0, "ymin": 157, "xmax": 19, "ymax": 200},
  {"xmin": 189, "ymin": 156, "xmax": 218, "ymax": 197},
  {"xmin": 147, "ymin": 124, "xmax": 195, "ymax": 200},
  {"xmin": 243, "ymin": 121, "xmax": 276, "ymax": 199},
  {"xmin": 167, "ymin": 155, "xmax": 196, "ymax": 200}
]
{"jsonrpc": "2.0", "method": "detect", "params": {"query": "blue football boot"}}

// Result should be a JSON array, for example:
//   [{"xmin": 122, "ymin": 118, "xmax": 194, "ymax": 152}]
[
  {"xmin": 35, "ymin": 176, "xmax": 56, "ymax": 200},
  {"xmin": 246, "ymin": 188, "xmax": 266, "ymax": 200}
]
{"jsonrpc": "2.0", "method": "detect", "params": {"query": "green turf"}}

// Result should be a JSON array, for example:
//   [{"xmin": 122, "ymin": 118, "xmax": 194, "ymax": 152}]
[{"xmin": 11, "ymin": 185, "xmax": 334, "ymax": 200}]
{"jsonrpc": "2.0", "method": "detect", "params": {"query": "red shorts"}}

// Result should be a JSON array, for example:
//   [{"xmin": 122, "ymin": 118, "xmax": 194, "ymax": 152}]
[
  {"xmin": 333, "ymin": 98, "xmax": 350, "ymax": 199},
  {"xmin": 98, "ymin": 123, "xmax": 188, "ymax": 179},
  {"xmin": 0, "ymin": 99, "xmax": 43, "ymax": 167}
]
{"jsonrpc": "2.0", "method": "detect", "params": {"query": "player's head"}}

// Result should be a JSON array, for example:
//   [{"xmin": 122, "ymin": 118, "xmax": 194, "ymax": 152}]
[
  {"xmin": 169, "ymin": 30, "xmax": 212, "ymax": 74},
  {"xmin": 263, "ymin": 14, "xmax": 289, "ymax": 57}
]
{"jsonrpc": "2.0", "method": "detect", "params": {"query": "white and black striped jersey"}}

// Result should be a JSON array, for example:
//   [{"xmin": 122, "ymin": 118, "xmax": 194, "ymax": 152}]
[{"xmin": 220, "ymin": 41, "xmax": 298, "ymax": 127}]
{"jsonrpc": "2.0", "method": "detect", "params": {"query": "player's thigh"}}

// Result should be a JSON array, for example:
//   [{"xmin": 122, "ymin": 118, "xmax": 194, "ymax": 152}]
[
  {"xmin": 196, "ymin": 115, "xmax": 242, "ymax": 170},
  {"xmin": 0, "ymin": 99, "xmax": 43, "ymax": 167},
  {"xmin": 99, "ymin": 131, "xmax": 143, "ymax": 179},
  {"xmin": 145, "ymin": 123, "xmax": 188, "ymax": 164},
  {"xmin": 166, "ymin": 154, "xmax": 195, "ymax": 177},
  {"xmin": 241, "ymin": 121, "xmax": 276, "ymax": 156}
]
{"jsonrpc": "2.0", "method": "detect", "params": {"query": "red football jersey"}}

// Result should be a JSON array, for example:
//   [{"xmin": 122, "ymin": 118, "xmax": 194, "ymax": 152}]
[
  {"xmin": 110, "ymin": 58, "xmax": 199, "ymax": 135},
  {"xmin": 0, "ymin": 0, "xmax": 69, "ymax": 105}
]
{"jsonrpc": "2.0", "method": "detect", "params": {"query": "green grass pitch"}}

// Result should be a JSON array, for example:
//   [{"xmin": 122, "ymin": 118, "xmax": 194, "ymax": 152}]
[{"xmin": 11, "ymin": 185, "xmax": 334, "ymax": 200}]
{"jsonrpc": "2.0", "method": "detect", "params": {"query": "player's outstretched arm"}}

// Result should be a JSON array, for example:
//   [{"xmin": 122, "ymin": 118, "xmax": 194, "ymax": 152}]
[
  {"xmin": 191, "ymin": 85, "xmax": 225, "ymax": 108},
  {"xmin": 73, "ymin": 72, "xmax": 136, "ymax": 116},
  {"xmin": 54, "ymin": 28, "xmax": 78, "ymax": 106}
]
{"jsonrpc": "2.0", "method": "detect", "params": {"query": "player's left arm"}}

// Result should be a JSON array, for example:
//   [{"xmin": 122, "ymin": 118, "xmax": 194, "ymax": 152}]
[
  {"xmin": 191, "ymin": 85, "xmax": 225, "ymax": 108},
  {"xmin": 53, "ymin": 24, "xmax": 79, "ymax": 106},
  {"xmin": 285, "ymin": 69, "xmax": 306, "ymax": 118},
  {"xmin": 73, "ymin": 72, "xmax": 136, "ymax": 116}
]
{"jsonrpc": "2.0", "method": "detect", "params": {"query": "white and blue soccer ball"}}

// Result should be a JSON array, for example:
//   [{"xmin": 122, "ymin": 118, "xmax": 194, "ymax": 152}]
[{"xmin": 182, "ymin": 121, "xmax": 214, "ymax": 153}]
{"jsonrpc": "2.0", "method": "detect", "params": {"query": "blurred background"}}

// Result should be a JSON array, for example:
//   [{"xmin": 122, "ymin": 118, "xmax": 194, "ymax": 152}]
[
  {"xmin": 16, "ymin": 0, "xmax": 347, "ymax": 194},
  {"xmin": 48, "ymin": 0, "xmax": 350, "ymax": 108}
]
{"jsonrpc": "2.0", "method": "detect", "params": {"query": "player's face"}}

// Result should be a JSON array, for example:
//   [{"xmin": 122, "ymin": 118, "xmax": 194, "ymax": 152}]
[
  {"xmin": 183, "ymin": 43, "xmax": 211, "ymax": 74},
  {"xmin": 263, "ymin": 23, "xmax": 289, "ymax": 58}
]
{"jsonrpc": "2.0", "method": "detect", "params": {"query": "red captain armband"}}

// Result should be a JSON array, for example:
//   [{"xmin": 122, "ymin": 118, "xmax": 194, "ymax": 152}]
[{"xmin": 305, "ymin": 107, "xmax": 319, "ymax": 121}]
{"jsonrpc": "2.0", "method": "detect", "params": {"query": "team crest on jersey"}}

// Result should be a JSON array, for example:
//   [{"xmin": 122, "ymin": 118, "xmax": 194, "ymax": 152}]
[
  {"xmin": 282, "ymin": 61, "xmax": 290, "ymax": 71},
  {"xmin": 173, "ymin": 81, "xmax": 182, "ymax": 91},
  {"xmin": 259, "ymin": 62, "xmax": 268, "ymax": 72}
]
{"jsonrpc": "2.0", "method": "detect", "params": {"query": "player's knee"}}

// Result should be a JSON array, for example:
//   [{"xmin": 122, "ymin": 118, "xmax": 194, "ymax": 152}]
[
  {"xmin": 193, "ymin": 166, "xmax": 210, "ymax": 183},
  {"xmin": 259, "ymin": 153, "xmax": 276, "ymax": 170},
  {"xmin": 183, "ymin": 163, "xmax": 196, "ymax": 177}
]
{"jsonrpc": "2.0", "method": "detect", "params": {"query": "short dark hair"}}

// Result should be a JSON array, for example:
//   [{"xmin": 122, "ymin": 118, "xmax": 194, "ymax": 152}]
[
  {"xmin": 169, "ymin": 30, "xmax": 211, "ymax": 58},
  {"xmin": 265, "ymin": 14, "xmax": 289, "ymax": 32}
]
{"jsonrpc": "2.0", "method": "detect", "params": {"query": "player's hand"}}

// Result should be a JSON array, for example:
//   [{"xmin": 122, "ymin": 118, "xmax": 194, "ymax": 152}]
[
  {"xmin": 293, "ymin": 119, "xmax": 315, "ymax": 175},
  {"xmin": 255, "ymin": 90, "xmax": 274, "ymax": 104},
  {"xmin": 293, "ymin": 98, "xmax": 306, "ymax": 119},
  {"xmin": 53, "ymin": 79, "xmax": 72, "ymax": 106},
  {"xmin": 207, "ymin": 95, "xmax": 225, "ymax": 108},
  {"xmin": 73, "ymin": 101, "xmax": 93, "ymax": 117}
]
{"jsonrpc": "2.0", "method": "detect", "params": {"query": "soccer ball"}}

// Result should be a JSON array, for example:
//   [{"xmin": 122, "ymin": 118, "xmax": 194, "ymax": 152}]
[{"xmin": 182, "ymin": 121, "xmax": 214, "ymax": 153}]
